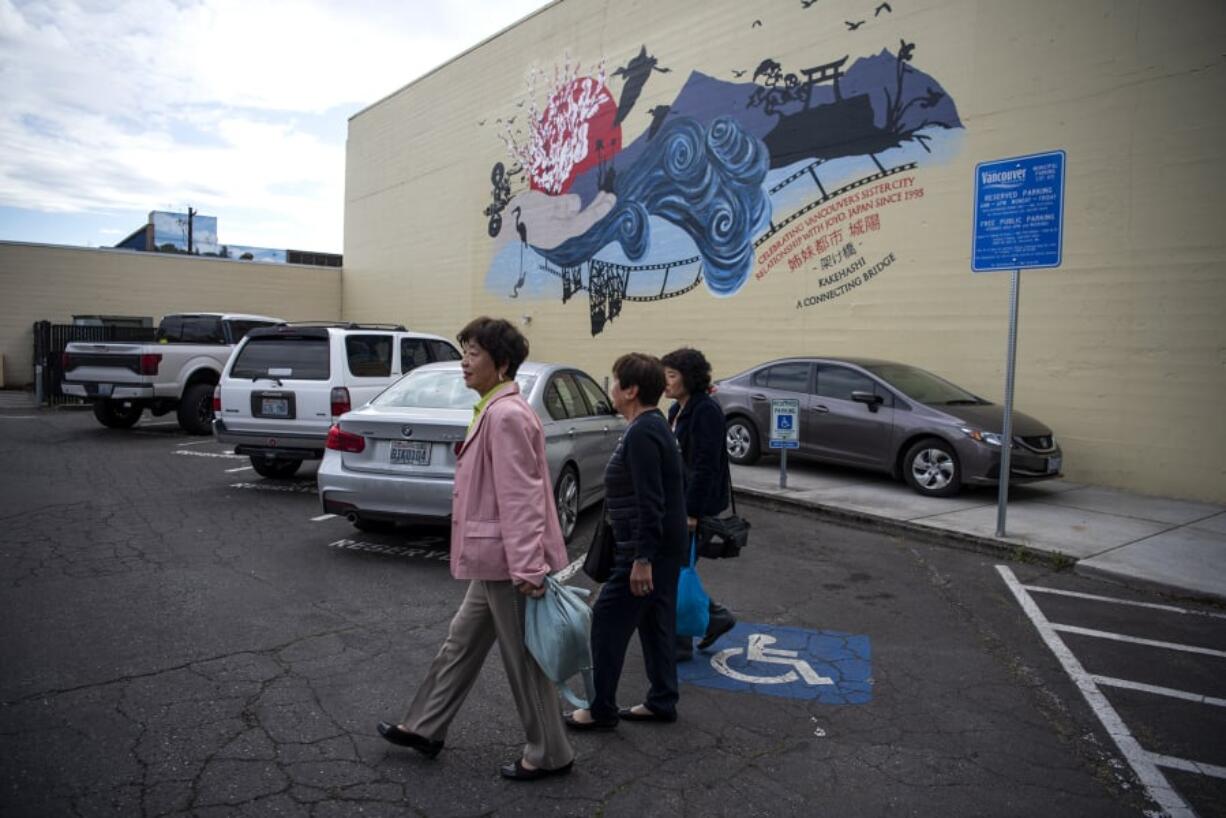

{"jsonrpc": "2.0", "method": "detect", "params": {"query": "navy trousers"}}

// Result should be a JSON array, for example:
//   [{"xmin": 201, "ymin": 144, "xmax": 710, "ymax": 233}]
[{"xmin": 589, "ymin": 554, "xmax": 682, "ymax": 722}]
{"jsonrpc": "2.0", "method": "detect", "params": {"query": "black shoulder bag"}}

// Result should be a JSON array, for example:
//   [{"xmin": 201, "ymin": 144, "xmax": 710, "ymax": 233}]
[
  {"xmin": 582, "ymin": 501, "xmax": 615, "ymax": 582},
  {"xmin": 682, "ymin": 412, "xmax": 750, "ymax": 560}
]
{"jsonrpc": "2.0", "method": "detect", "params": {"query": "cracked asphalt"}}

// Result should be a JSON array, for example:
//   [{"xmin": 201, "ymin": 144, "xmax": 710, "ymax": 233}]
[{"xmin": 0, "ymin": 409, "xmax": 1208, "ymax": 816}]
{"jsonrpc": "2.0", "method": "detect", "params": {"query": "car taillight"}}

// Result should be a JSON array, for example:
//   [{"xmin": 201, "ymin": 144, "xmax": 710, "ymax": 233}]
[
  {"xmin": 330, "ymin": 386, "xmax": 351, "ymax": 417},
  {"xmin": 139, "ymin": 353, "xmax": 162, "ymax": 376},
  {"xmin": 212, "ymin": 386, "xmax": 221, "ymax": 413},
  {"xmin": 325, "ymin": 424, "xmax": 365, "ymax": 453},
  {"xmin": 61, "ymin": 352, "xmax": 72, "ymax": 371}
]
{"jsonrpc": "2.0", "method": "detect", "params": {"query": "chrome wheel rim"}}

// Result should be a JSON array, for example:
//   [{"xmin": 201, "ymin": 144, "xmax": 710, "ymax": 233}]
[
  {"xmin": 911, "ymin": 448, "xmax": 955, "ymax": 491},
  {"xmin": 556, "ymin": 471, "xmax": 578, "ymax": 539},
  {"xmin": 726, "ymin": 424, "xmax": 751, "ymax": 459}
]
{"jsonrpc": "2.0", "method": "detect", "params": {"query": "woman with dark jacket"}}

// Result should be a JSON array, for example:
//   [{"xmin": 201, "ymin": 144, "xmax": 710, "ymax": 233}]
[
  {"xmin": 566, "ymin": 353, "xmax": 688, "ymax": 728},
  {"xmin": 662, "ymin": 347, "xmax": 737, "ymax": 660}
]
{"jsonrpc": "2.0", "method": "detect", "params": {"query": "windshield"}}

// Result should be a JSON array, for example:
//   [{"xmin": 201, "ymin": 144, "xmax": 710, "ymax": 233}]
[
  {"xmin": 372, "ymin": 369, "xmax": 538, "ymax": 409},
  {"xmin": 863, "ymin": 363, "xmax": 986, "ymax": 405}
]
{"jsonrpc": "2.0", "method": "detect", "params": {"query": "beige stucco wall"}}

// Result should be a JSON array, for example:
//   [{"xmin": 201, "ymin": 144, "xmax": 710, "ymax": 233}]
[
  {"xmin": 0, "ymin": 241, "xmax": 342, "ymax": 386},
  {"xmin": 343, "ymin": 0, "xmax": 1226, "ymax": 503}
]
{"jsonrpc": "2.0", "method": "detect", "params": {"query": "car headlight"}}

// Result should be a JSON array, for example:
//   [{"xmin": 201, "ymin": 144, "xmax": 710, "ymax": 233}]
[{"xmin": 961, "ymin": 427, "xmax": 1003, "ymax": 447}]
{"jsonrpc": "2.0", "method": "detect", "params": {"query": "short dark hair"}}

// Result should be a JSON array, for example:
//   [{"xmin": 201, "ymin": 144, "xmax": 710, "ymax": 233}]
[
  {"xmin": 457, "ymin": 316, "xmax": 529, "ymax": 378},
  {"xmin": 612, "ymin": 352, "xmax": 666, "ymax": 406},
  {"xmin": 661, "ymin": 347, "xmax": 712, "ymax": 395}
]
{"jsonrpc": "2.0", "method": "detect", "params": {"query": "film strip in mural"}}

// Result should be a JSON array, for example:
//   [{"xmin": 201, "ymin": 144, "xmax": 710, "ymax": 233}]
[
  {"xmin": 755, "ymin": 160, "xmax": 918, "ymax": 248},
  {"xmin": 540, "ymin": 256, "xmax": 704, "ymax": 336}
]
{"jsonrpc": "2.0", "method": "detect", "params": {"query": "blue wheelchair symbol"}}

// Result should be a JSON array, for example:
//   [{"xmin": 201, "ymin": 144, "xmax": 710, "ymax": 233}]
[{"xmin": 776, "ymin": 415, "xmax": 794, "ymax": 430}]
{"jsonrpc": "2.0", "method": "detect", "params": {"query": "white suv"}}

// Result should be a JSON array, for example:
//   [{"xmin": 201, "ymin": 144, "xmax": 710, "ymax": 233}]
[{"xmin": 213, "ymin": 323, "xmax": 460, "ymax": 478}]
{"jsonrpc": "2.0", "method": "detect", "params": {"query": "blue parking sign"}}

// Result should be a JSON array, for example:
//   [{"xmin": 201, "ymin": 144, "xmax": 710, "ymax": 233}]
[
  {"xmin": 678, "ymin": 622, "xmax": 872, "ymax": 703},
  {"xmin": 972, "ymin": 150, "xmax": 1065, "ymax": 272}
]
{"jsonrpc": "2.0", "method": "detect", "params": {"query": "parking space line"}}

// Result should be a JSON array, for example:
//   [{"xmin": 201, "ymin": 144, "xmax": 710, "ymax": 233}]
[
  {"xmin": 229, "ymin": 482, "xmax": 316, "ymax": 493},
  {"xmin": 996, "ymin": 565, "xmax": 1195, "ymax": 818},
  {"xmin": 1024, "ymin": 585, "xmax": 1226, "ymax": 620},
  {"xmin": 1147, "ymin": 752, "xmax": 1226, "ymax": 781},
  {"xmin": 224, "ymin": 465, "xmax": 254, "ymax": 473},
  {"xmin": 312, "ymin": 514, "xmax": 338, "ymax": 521},
  {"xmin": 173, "ymin": 450, "xmax": 245, "ymax": 460},
  {"xmin": 1091, "ymin": 675, "xmax": 1226, "ymax": 708},
  {"xmin": 138, "ymin": 421, "xmax": 180, "ymax": 427},
  {"xmin": 1049, "ymin": 624, "xmax": 1226, "ymax": 659},
  {"xmin": 176, "ymin": 439, "xmax": 213, "ymax": 447}
]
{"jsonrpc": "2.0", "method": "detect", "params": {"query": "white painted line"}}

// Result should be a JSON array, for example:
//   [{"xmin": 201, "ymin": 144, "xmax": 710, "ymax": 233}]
[
  {"xmin": 995, "ymin": 565, "xmax": 1194, "ymax": 818},
  {"xmin": 138, "ymin": 421, "xmax": 180, "ymax": 427},
  {"xmin": 1050, "ymin": 623, "xmax": 1226, "ymax": 659},
  {"xmin": 312, "ymin": 514, "xmax": 338, "ymax": 522},
  {"xmin": 174, "ymin": 450, "xmax": 245, "ymax": 460},
  {"xmin": 1091, "ymin": 675, "xmax": 1226, "ymax": 708},
  {"xmin": 224, "ymin": 465, "xmax": 254, "ymax": 473},
  {"xmin": 176, "ymin": 439, "xmax": 213, "ymax": 447},
  {"xmin": 1024, "ymin": 584, "xmax": 1226, "ymax": 620},
  {"xmin": 554, "ymin": 554, "xmax": 586, "ymax": 584},
  {"xmin": 327, "ymin": 539, "xmax": 450, "ymax": 560},
  {"xmin": 228, "ymin": 482, "xmax": 316, "ymax": 494},
  {"xmin": 1147, "ymin": 752, "xmax": 1226, "ymax": 780}
]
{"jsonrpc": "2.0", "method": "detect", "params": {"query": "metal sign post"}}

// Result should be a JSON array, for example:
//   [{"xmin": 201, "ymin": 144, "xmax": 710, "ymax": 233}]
[
  {"xmin": 972, "ymin": 150, "xmax": 1066, "ymax": 538},
  {"xmin": 769, "ymin": 398, "xmax": 800, "ymax": 489}
]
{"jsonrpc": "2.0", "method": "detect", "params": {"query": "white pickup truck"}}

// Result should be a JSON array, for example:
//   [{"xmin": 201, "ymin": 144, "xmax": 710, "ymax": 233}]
[{"xmin": 61, "ymin": 312, "xmax": 282, "ymax": 434}]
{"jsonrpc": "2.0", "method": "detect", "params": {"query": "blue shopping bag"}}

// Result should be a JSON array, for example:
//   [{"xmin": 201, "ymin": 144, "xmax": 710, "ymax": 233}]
[{"xmin": 675, "ymin": 534, "xmax": 710, "ymax": 637}]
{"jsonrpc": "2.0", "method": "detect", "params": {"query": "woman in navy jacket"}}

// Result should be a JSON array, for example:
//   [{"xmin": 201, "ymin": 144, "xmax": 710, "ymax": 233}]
[{"xmin": 662, "ymin": 347, "xmax": 737, "ymax": 660}]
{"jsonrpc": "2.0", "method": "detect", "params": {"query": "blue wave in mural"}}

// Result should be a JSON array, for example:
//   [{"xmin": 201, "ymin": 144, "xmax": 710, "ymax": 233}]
[{"xmin": 540, "ymin": 115, "xmax": 771, "ymax": 296}]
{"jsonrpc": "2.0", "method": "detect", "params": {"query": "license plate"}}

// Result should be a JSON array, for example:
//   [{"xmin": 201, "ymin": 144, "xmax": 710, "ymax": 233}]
[
  {"xmin": 96, "ymin": 384, "xmax": 113, "ymax": 397},
  {"xmin": 261, "ymin": 398, "xmax": 289, "ymax": 417},
  {"xmin": 390, "ymin": 441, "xmax": 430, "ymax": 466},
  {"xmin": 1047, "ymin": 456, "xmax": 1062, "ymax": 474}
]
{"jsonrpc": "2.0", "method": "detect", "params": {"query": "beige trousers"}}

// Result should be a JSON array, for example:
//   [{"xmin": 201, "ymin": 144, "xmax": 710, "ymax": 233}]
[{"xmin": 402, "ymin": 579, "xmax": 574, "ymax": 769}]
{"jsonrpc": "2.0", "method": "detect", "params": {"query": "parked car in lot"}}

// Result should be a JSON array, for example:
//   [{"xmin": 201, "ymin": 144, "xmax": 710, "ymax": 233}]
[
  {"xmin": 61, "ymin": 312, "xmax": 282, "ymax": 434},
  {"xmin": 317, "ymin": 361, "xmax": 625, "ymax": 541},
  {"xmin": 714, "ymin": 357, "xmax": 1062, "ymax": 497},
  {"xmin": 213, "ymin": 323, "xmax": 460, "ymax": 478}
]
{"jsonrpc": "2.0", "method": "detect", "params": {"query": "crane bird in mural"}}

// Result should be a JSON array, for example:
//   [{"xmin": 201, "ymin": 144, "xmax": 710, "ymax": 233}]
[
  {"xmin": 511, "ymin": 206, "xmax": 528, "ymax": 298},
  {"xmin": 612, "ymin": 46, "xmax": 671, "ymax": 127},
  {"xmin": 845, "ymin": 19, "xmax": 865, "ymax": 30}
]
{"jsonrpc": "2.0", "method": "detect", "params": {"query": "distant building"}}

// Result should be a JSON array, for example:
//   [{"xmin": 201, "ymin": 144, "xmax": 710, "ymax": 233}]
[{"xmin": 114, "ymin": 210, "xmax": 341, "ymax": 268}]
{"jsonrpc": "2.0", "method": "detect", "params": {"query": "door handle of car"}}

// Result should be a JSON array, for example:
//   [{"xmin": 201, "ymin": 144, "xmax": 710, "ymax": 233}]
[
  {"xmin": 750, "ymin": 393, "xmax": 768, "ymax": 401},
  {"xmin": 568, "ymin": 427, "xmax": 576, "ymax": 437},
  {"xmin": 811, "ymin": 404, "xmax": 830, "ymax": 413},
  {"xmin": 602, "ymin": 426, "xmax": 610, "ymax": 433}
]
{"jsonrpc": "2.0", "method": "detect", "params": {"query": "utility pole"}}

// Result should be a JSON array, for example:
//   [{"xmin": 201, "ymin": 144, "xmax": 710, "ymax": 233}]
[{"xmin": 187, "ymin": 207, "xmax": 196, "ymax": 254}]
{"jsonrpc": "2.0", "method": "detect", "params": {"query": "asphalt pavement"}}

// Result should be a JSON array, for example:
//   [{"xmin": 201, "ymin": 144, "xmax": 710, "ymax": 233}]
[{"xmin": 1, "ymin": 405, "xmax": 1224, "ymax": 817}]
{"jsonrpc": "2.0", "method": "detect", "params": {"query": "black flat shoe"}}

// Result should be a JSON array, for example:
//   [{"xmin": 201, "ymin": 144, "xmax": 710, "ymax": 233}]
[
  {"xmin": 617, "ymin": 706, "xmax": 677, "ymax": 723},
  {"xmin": 376, "ymin": 721, "xmax": 443, "ymax": 758},
  {"xmin": 500, "ymin": 759, "xmax": 574, "ymax": 781},
  {"xmin": 697, "ymin": 615, "xmax": 737, "ymax": 650},
  {"xmin": 563, "ymin": 712, "xmax": 618, "ymax": 731}
]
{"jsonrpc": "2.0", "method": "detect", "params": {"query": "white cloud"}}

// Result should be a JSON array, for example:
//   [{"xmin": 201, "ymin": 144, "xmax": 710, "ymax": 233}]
[{"xmin": 0, "ymin": 0, "xmax": 549, "ymax": 251}]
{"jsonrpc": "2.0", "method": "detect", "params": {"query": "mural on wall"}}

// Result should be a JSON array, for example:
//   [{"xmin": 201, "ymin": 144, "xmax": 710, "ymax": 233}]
[{"xmin": 480, "ymin": 6, "xmax": 963, "ymax": 335}]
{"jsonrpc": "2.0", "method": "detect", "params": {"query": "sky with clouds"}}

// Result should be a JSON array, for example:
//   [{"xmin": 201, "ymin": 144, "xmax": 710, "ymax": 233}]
[{"xmin": 0, "ymin": 0, "xmax": 549, "ymax": 252}]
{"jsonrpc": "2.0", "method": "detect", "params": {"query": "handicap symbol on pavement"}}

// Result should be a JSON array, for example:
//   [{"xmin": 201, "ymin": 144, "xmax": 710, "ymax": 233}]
[{"xmin": 677, "ymin": 622, "xmax": 872, "ymax": 703}]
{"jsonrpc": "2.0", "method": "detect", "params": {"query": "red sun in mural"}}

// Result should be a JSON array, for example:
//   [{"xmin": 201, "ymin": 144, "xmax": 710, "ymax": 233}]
[{"xmin": 527, "ymin": 76, "xmax": 621, "ymax": 195}]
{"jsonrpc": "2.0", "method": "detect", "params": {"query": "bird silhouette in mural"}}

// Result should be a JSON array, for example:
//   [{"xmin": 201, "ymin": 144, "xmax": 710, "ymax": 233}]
[
  {"xmin": 801, "ymin": 0, "xmax": 818, "ymax": 8},
  {"xmin": 515, "ymin": 100, "xmax": 525, "ymax": 107},
  {"xmin": 506, "ymin": 115, "xmax": 517, "ymax": 125},
  {"xmin": 646, "ymin": 105, "xmax": 672, "ymax": 140},
  {"xmin": 477, "ymin": 119, "xmax": 486, "ymax": 126},
  {"xmin": 845, "ymin": 19, "xmax": 865, "ymax": 30},
  {"xmin": 751, "ymin": 19, "xmax": 762, "ymax": 28},
  {"xmin": 875, "ymin": 2, "xmax": 892, "ymax": 15},
  {"xmin": 612, "ymin": 46, "xmax": 671, "ymax": 127},
  {"xmin": 511, "ymin": 207, "xmax": 528, "ymax": 298},
  {"xmin": 731, "ymin": 68, "xmax": 747, "ymax": 77}
]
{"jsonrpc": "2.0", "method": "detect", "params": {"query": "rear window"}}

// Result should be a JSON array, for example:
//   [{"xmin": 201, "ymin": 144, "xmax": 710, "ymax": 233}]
[
  {"xmin": 157, "ymin": 316, "xmax": 224, "ymax": 344},
  {"xmin": 373, "ymin": 370, "xmax": 537, "ymax": 410},
  {"xmin": 346, "ymin": 334, "xmax": 393, "ymax": 377},
  {"xmin": 230, "ymin": 338, "xmax": 330, "ymax": 380},
  {"xmin": 428, "ymin": 340, "xmax": 461, "ymax": 362}
]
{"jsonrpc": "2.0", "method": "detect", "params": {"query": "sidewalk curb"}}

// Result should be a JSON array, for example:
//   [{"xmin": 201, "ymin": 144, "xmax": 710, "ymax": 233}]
[{"xmin": 735, "ymin": 486, "xmax": 1226, "ymax": 606}]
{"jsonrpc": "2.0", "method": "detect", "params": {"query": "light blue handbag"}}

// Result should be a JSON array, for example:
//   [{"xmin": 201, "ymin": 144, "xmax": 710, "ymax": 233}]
[
  {"xmin": 675, "ymin": 534, "xmax": 711, "ymax": 637},
  {"xmin": 525, "ymin": 574, "xmax": 595, "ymax": 708}
]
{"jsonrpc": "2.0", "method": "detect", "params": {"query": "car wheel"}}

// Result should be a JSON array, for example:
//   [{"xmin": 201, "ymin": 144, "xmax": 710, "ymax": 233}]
[
  {"xmin": 177, "ymin": 383, "xmax": 215, "ymax": 435},
  {"xmin": 250, "ymin": 457, "xmax": 302, "ymax": 479},
  {"xmin": 92, "ymin": 399, "xmax": 142, "ymax": 429},
  {"xmin": 725, "ymin": 417, "xmax": 760, "ymax": 466},
  {"xmin": 554, "ymin": 465, "xmax": 579, "ymax": 543},
  {"xmin": 903, "ymin": 438, "xmax": 961, "ymax": 497}
]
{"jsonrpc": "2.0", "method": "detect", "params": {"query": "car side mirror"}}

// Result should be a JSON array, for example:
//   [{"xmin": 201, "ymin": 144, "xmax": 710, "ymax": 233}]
[{"xmin": 851, "ymin": 391, "xmax": 884, "ymax": 413}]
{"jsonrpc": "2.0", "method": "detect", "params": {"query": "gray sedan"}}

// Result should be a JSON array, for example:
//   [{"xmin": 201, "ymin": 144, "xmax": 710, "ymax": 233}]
[
  {"xmin": 714, "ymin": 357, "xmax": 1062, "ymax": 497},
  {"xmin": 317, "ymin": 361, "xmax": 624, "ymax": 540}
]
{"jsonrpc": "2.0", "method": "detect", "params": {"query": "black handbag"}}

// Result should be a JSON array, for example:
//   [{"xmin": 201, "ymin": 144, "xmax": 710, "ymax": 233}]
[
  {"xmin": 582, "ymin": 502, "xmax": 615, "ymax": 582},
  {"xmin": 696, "ymin": 453, "xmax": 750, "ymax": 560}
]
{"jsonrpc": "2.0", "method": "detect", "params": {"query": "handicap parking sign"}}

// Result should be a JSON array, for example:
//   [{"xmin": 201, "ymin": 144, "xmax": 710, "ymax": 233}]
[
  {"xmin": 777, "ymin": 415, "xmax": 793, "ymax": 430},
  {"xmin": 677, "ymin": 622, "xmax": 871, "ymax": 704}
]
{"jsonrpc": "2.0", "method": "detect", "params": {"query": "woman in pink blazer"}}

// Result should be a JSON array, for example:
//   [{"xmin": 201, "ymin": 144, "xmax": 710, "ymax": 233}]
[{"xmin": 377, "ymin": 317, "xmax": 575, "ymax": 782}]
